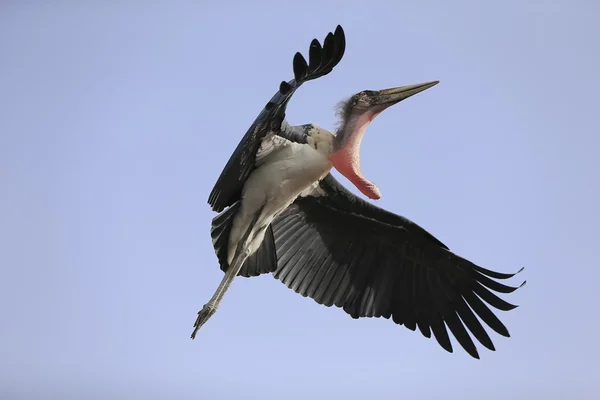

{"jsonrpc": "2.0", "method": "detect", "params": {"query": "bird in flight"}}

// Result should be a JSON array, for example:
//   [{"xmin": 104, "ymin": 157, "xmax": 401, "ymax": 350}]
[{"xmin": 191, "ymin": 25, "xmax": 525, "ymax": 359}]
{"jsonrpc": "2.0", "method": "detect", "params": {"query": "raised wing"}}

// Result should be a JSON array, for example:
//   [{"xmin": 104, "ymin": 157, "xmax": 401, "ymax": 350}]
[
  {"xmin": 207, "ymin": 26, "xmax": 346, "ymax": 213},
  {"xmin": 270, "ymin": 174, "xmax": 526, "ymax": 359}
]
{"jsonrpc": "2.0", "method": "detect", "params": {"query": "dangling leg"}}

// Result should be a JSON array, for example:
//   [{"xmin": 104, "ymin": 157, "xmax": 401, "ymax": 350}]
[{"xmin": 190, "ymin": 208, "xmax": 263, "ymax": 339}]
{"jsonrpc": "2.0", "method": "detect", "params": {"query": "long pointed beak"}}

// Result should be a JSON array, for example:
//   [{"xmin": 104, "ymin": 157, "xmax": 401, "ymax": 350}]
[{"xmin": 368, "ymin": 80, "xmax": 439, "ymax": 108}]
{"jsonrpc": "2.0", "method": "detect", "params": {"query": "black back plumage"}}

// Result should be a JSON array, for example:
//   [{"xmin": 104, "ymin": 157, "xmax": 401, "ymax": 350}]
[{"xmin": 207, "ymin": 26, "xmax": 346, "ymax": 213}]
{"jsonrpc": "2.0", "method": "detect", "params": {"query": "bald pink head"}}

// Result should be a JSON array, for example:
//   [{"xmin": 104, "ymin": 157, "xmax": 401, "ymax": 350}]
[{"xmin": 330, "ymin": 81, "xmax": 439, "ymax": 200}]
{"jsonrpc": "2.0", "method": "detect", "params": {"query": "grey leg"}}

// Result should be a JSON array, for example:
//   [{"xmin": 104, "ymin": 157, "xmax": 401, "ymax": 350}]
[{"xmin": 190, "ymin": 209, "xmax": 263, "ymax": 339}]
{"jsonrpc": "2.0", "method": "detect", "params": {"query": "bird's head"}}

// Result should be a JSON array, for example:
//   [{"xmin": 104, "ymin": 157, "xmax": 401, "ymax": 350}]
[{"xmin": 331, "ymin": 81, "xmax": 439, "ymax": 200}]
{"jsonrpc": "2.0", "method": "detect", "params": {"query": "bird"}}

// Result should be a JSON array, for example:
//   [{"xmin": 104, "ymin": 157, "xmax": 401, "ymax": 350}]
[{"xmin": 190, "ymin": 25, "xmax": 525, "ymax": 359}]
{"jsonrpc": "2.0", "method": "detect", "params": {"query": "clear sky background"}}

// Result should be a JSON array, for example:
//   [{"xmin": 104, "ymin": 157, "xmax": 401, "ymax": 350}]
[{"xmin": 1, "ymin": 1, "xmax": 599, "ymax": 399}]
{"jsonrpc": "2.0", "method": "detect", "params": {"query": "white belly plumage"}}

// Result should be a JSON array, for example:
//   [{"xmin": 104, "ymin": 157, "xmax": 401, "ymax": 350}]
[{"xmin": 226, "ymin": 141, "xmax": 333, "ymax": 265}]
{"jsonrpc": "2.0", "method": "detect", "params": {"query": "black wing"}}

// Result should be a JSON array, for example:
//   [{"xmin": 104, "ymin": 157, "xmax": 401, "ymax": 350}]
[
  {"xmin": 207, "ymin": 25, "xmax": 346, "ymax": 213},
  {"xmin": 271, "ymin": 174, "xmax": 525, "ymax": 359}
]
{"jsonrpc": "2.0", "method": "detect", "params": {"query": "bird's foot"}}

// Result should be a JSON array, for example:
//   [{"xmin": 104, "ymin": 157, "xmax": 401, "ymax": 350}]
[{"xmin": 190, "ymin": 303, "xmax": 218, "ymax": 339}]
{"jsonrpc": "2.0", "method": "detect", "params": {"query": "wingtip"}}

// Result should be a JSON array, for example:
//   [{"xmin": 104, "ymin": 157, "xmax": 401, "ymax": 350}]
[
  {"xmin": 279, "ymin": 80, "xmax": 293, "ymax": 95},
  {"xmin": 308, "ymin": 39, "xmax": 323, "ymax": 71},
  {"xmin": 293, "ymin": 51, "xmax": 308, "ymax": 82}
]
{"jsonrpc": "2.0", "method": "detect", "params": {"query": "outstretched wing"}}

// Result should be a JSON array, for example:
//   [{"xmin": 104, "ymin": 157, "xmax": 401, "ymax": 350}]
[
  {"xmin": 270, "ymin": 173, "xmax": 526, "ymax": 359},
  {"xmin": 207, "ymin": 25, "xmax": 346, "ymax": 213}
]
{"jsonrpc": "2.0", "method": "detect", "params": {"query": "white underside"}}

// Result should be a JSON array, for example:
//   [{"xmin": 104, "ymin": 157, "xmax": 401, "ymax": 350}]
[{"xmin": 227, "ymin": 138, "xmax": 332, "ymax": 265}]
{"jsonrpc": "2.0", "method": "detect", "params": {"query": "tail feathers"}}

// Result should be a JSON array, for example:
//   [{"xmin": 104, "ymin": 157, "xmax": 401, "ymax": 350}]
[
  {"xmin": 238, "ymin": 225, "xmax": 277, "ymax": 277},
  {"xmin": 210, "ymin": 202, "xmax": 278, "ymax": 277},
  {"xmin": 211, "ymin": 201, "xmax": 240, "ymax": 271}
]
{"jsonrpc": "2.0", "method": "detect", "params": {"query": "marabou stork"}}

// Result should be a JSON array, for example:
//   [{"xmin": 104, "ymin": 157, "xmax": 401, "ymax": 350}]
[{"xmin": 191, "ymin": 25, "xmax": 525, "ymax": 359}]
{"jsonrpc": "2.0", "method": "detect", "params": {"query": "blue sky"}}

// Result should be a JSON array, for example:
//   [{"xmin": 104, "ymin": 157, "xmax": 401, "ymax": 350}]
[{"xmin": 1, "ymin": 1, "xmax": 599, "ymax": 398}]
